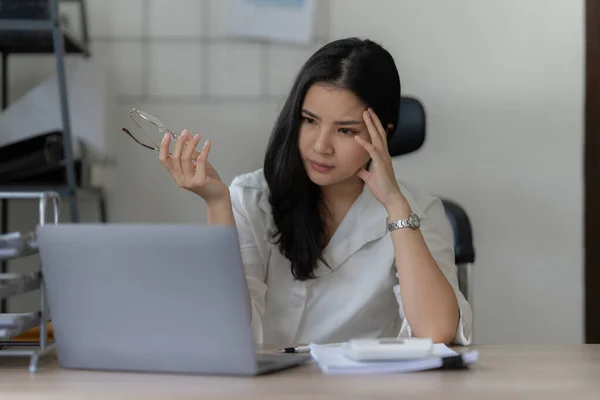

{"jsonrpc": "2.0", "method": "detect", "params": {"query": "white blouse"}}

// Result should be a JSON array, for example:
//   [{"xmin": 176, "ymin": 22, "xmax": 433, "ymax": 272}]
[{"xmin": 229, "ymin": 169, "xmax": 472, "ymax": 346}]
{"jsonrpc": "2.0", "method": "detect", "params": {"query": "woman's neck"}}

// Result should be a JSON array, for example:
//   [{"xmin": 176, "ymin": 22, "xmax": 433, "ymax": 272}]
[{"xmin": 321, "ymin": 176, "xmax": 365, "ymax": 224}]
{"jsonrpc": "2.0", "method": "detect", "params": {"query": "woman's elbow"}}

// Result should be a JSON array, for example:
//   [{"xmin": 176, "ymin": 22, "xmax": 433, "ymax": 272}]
[
  {"xmin": 430, "ymin": 329, "xmax": 456, "ymax": 345},
  {"xmin": 415, "ymin": 321, "xmax": 457, "ymax": 345}
]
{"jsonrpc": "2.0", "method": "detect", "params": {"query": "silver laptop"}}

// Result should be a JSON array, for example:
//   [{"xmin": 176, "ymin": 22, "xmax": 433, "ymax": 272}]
[{"xmin": 36, "ymin": 223, "xmax": 310, "ymax": 376}]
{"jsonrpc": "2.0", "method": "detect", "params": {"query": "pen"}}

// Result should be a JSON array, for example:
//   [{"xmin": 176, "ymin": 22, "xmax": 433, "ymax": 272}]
[
  {"xmin": 279, "ymin": 345, "xmax": 311, "ymax": 354},
  {"xmin": 278, "ymin": 342, "xmax": 344, "ymax": 354}
]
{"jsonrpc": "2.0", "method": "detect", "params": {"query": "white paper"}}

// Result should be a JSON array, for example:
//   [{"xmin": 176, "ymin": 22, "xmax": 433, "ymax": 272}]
[
  {"xmin": 227, "ymin": 0, "xmax": 316, "ymax": 44},
  {"xmin": 310, "ymin": 343, "xmax": 478, "ymax": 374}
]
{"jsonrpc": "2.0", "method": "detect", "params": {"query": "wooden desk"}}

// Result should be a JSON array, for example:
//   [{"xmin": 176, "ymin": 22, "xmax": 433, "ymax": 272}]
[{"xmin": 1, "ymin": 345, "xmax": 600, "ymax": 399}]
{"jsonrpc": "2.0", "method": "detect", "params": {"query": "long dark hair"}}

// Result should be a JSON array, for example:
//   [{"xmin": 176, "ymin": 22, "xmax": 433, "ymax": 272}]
[{"xmin": 263, "ymin": 38, "xmax": 401, "ymax": 281}]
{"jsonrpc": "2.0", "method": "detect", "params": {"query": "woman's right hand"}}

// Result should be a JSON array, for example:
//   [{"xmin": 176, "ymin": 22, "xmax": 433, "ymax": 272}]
[{"xmin": 159, "ymin": 130, "xmax": 230, "ymax": 204}]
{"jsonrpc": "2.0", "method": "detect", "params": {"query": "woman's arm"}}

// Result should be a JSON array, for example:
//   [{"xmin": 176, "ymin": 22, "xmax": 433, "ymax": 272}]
[
  {"xmin": 386, "ymin": 199, "xmax": 459, "ymax": 344},
  {"xmin": 206, "ymin": 195, "xmax": 236, "ymax": 226},
  {"xmin": 354, "ymin": 108, "xmax": 465, "ymax": 344}
]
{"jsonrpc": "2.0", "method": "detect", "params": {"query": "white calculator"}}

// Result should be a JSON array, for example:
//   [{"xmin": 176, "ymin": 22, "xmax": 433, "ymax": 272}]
[{"xmin": 342, "ymin": 338, "xmax": 434, "ymax": 361}]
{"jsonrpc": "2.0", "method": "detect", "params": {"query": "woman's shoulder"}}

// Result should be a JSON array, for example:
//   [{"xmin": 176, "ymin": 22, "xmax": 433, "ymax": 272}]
[
  {"xmin": 229, "ymin": 169, "xmax": 270, "ymax": 213},
  {"xmin": 395, "ymin": 179, "xmax": 444, "ymax": 217},
  {"xmin": 230, "ymin": 168, "xmax": 268, "ymax": 192}
]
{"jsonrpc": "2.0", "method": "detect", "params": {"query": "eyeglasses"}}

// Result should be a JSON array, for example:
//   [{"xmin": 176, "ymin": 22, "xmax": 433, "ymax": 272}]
[{"xmin": 121, "ymin": 108, "xmax": 180, "ymax": 153}]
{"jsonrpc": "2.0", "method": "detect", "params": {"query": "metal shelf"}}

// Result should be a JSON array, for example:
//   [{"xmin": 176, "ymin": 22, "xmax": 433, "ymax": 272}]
[
  {"xmin": 0, "ymin": 20, "xmax": 53, "ymax": 32},
  {"xmin": 0, "ymin": 0, "xmax": 92, "ymax": 227},
  {"xmin": 0, "ymin": 190, "xmax": 58, "ymax": 372},
  {"xmin": 0, "ymin": 158, "xmax": 87, "ymax": 187},
  {"xmin": 0, "ymin": 185, "xmax": 106, "ymax": 223},
  {"xmin": 0, "ymin": 185, "xmax": 86, "ymax": 195},
  {"xmin": 0, "ymin": 0, "xmax": 93, "ymax": 373},
  {"xmin": 0, "ymin": 29, "xmax": 88, "ymax": 54}
]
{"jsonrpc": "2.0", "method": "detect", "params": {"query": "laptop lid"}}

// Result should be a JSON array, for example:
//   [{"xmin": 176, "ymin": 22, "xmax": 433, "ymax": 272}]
[{"xmin": 36, "ymin": 223, "xmax": 259, "ymax": 375}]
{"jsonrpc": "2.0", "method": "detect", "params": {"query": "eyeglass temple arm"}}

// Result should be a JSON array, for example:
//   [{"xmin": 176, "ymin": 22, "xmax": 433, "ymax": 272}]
[{"xmin": 122, "ymin": 128, "xmax": 159, "ymax": 151}]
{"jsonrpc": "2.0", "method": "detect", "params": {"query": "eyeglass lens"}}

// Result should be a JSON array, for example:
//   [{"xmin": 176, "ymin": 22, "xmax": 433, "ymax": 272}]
[{"xmin": 128, "ymin": 109, "xmax": 179, "ymax": 151}]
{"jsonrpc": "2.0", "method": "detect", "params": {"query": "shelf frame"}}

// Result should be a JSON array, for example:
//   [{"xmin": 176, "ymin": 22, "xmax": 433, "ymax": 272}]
[
  {"xmin": 0, "ymin": 190, "xmax": 59, "ymax": 372},
  {"xmin": 0, "ymin": 0, "xmax": 105, "ymax": 315}
]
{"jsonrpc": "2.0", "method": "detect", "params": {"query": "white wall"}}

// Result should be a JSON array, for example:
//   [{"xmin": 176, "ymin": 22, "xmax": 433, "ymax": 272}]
[
  {"xmin": 328, "ymin": 0, "xmax": 584, "ymax": 344},
  {"xmin": 5, "ymin": 0, "xmax": 584, "ymax": 344}
]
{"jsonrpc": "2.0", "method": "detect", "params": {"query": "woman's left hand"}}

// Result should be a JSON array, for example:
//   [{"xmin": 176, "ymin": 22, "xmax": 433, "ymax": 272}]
[{"xmin": 355, "ymin": 108, "xmax": 407, "ymax": 211}]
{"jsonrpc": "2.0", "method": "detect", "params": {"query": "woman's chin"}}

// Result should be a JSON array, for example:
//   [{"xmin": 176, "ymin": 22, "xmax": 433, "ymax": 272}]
[
  {"xmin": 306, "ymin": 169, "xmax": 353, "ymax": 188},
  {"xmin": 306, "ymin": 169, "xmax": 338, "ymax": 187}
]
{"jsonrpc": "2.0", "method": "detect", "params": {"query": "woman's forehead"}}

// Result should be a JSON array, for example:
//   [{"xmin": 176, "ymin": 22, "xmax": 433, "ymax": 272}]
[{"xmin": 302, "ymin": 84, "xmax": 366, "ymax": 118}]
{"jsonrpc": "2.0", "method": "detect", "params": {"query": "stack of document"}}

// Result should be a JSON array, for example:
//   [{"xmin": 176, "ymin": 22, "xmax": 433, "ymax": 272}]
[
  {"xmin": 309, "ymin": 343, "xmax": 478, "ymax": 374},
  {"xmin": 0, "ymin": 312, "xmax": 41, "ymax": 339}
]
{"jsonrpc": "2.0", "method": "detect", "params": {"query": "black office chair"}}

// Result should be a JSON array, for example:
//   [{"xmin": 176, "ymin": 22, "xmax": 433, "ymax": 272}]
[{"xmin": 389, "ymin": 97, "xmax": 475, "ymax": 302}]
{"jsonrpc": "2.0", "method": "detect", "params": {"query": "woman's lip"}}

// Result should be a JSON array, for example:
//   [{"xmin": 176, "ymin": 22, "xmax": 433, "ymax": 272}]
[
  {"xmin": 310, "ymin": 161, "xmax": 334, "ymax": 168},
  {"xmin": 309, "ymin": 160, "xmax": 334, "ymax": 173}
]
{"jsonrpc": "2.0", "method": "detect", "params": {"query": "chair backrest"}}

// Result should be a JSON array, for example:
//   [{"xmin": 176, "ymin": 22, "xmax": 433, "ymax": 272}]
[
  {"xmin": 390, "ymin": 97, "xmax": 475, "ymax": 268},
  {"xmin": 389, "ymin": 97, "xmax": 426, "ymax": 158}
]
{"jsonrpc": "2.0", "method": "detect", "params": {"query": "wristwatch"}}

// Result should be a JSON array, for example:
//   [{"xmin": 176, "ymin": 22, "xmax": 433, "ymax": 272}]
[{"xmin": 387, "ymin": 212, "xmax": 421, "ymax": 232}]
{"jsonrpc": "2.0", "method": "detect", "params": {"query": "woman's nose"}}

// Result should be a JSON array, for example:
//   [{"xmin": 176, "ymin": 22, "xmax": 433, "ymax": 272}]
[{"xmin": 312, "ymin": 127, "xmax": 333, "ymax": 154}]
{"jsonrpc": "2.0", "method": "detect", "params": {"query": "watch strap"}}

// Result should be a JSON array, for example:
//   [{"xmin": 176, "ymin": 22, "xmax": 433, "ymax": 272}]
[{"xmin": 387, "ymin": 213, "xmax": 420, "ymax": 232}]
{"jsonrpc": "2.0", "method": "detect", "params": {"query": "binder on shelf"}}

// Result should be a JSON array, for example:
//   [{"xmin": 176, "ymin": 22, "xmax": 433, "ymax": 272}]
[
  {"xmin": 0, "ymin": 131, "xmax": 64, "ymax": 182},
  {"xmin": 0, "ymin": 0, "xmax": 50, "ymax": 20},
  {"xmin": 0, "ymin": 271, "xmax": 41, "ymax": 300},
  {"xmin": 0, "ymin": 231, "xmax": 38, "ymax": 260},
  {"xmin": 0, "ymin": 130, "xmax": 95, "ymax": 187}
]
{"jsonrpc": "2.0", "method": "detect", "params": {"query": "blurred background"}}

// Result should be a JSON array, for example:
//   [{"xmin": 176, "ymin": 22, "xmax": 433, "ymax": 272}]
[{"xmin": 0, "ymin": 0, "xmax": 584, "ymax": 346}]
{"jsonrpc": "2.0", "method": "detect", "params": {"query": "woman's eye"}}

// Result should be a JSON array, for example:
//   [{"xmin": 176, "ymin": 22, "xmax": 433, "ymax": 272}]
[
  {"xmin": 339, "ymin": 128, "xmax": 357, "ymax": 135},
  {"xmin": 303, "ymin": 116, "xmax": 316, "ymax": 124}
]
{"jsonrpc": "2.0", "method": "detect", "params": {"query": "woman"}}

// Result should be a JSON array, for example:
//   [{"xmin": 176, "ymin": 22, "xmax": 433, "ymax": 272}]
[{"xmin": 159, "ymin": 38, "xmax": 472, "ymax": 346}]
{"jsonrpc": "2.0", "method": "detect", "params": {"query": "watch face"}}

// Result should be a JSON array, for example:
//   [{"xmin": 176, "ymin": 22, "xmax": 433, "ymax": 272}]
[{"xmin": 410, "ymin": 213, "xmax": 421, "ymax": 228}]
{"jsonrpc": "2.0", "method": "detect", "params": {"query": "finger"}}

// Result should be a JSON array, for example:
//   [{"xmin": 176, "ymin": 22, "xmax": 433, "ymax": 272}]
[
  {"xmin": 363, "ymin": 110, "xmax": 385, "ymax": 152},
  {"xmin": 191, "ymin": 150, "xmax": 201, "ymax": 168},
  {"xmin": 172, "ymin": 129, "xmax": 189, "ymax": 158},
  {"xmin": 193, "ymin": 140, "xmax": 211, "ymax": 183},
  {"xmin": 159, "ymin": 133, "xmax": 170, "ymax": 165},
  {"xmin": 159, "ymin": 133, "xmax": 179, "ymax": 179},
  {"xmin": 357, "ymin": 168, "xmax": 372, "ymax": 183},
  {"xmin": 182, "ymin": 133, "xmax": 202, "ymax": 178},
  {"xmin": 171, "ymin": 129, "xmax": 189, "ymax": 181},
  {"xmin": 366, "ymin": 108, "xmax": 387, "ymax": 151},
  {"xmin": 355, "ymin": 135, "xmax": 382, "ymax": 163},
  {"xmin": 368, "ymin": 108, "xmax": 388, "ymax": 151},
  {"xmin": 183, "ymin": 133, "xmax": 201, "ymax": 167},
  {"xmin": 184, "ymin": 132, "xmax": 199, "ymax": 152}
]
